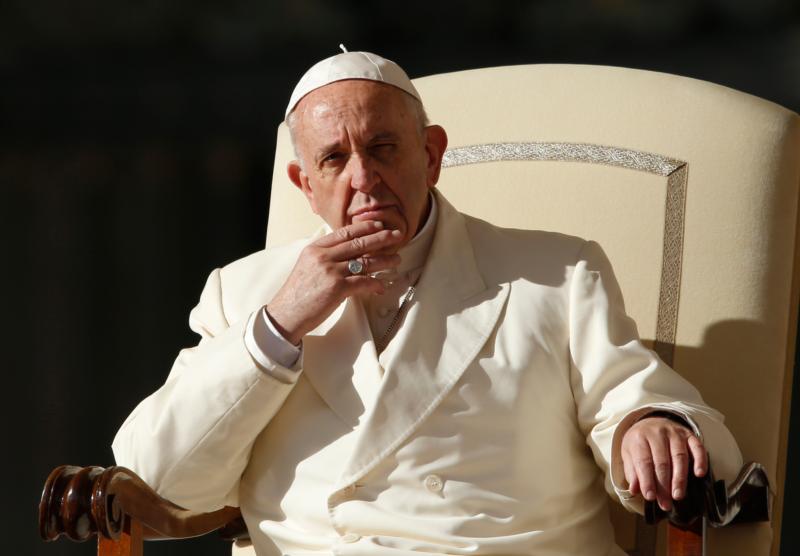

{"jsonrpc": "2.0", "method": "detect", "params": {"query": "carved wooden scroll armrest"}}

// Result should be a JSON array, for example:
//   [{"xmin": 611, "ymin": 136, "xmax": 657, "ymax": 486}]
[
  {"xmin": 644, "ymin": 461, "xmax": 772, "ymax": 529},
  {"xmin": 39, "ymin": 465, "xmax": 246, "ymax": 545}
]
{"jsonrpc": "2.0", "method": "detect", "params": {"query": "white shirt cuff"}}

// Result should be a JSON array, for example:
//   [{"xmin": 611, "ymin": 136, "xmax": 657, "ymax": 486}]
[{"xmin": 244, "ymin": 308, "xmax": 303, "ymax": 383}]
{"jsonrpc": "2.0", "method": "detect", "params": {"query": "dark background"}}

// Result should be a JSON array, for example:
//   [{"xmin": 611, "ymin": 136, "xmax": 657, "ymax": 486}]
[{"xmin": 4, "ymin": 1, "xmax": 799, "ymax": 554}]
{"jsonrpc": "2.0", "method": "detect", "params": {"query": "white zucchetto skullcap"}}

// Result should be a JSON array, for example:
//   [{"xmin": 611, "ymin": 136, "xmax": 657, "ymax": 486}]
[{"xmin": 285, "ymin": 44, "xmax": 422, "ymax": 117}]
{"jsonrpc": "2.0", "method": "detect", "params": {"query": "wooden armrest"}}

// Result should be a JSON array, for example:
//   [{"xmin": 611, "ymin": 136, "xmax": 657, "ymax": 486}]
[
  {"xmin": 39, "ymin": 465, "xmax": 244, "ymax": 544},
  {"xmin": 644, "ymin": 460, "xmax": 772, "ymax": 529}
]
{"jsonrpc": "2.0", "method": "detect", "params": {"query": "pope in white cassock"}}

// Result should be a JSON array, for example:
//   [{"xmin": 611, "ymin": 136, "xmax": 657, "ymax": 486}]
[{"xmin": 112, "ymin": 49, "xmax": 743, "ymax": 555}]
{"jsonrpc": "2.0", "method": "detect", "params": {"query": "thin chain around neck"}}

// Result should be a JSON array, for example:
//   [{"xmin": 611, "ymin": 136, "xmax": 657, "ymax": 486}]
[{"xmin": 375, "ymin": 284, "xmax": 417, "ymax": 354}]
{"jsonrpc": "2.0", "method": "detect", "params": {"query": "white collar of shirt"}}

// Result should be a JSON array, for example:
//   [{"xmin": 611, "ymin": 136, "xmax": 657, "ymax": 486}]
[{"xmin": 393, "ymin": 191, "xmax": 438, "ymax": 276}]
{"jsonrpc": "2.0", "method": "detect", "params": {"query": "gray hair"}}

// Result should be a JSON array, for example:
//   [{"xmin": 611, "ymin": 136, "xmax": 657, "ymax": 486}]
[{"xmin": 285, "ymin": 91, "xmax": 430, "ymax": 169}]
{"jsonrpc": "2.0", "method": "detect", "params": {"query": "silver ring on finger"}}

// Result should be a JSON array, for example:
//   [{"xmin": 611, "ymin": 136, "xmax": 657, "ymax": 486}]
[{"xmin": 347, "ymin": 258, "xmax": 365, "ymax": 275}]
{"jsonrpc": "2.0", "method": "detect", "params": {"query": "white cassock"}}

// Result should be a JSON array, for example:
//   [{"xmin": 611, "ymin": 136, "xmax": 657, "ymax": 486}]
[{"xmin": 113, "ymin": 190, "xmax": 742, "ymax": 556}]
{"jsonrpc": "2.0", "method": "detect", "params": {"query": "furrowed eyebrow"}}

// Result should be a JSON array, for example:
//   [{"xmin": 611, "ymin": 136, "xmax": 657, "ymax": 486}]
[{"xmin": 314, "ymin": 131, "xmax": 399, "ymax": 163}]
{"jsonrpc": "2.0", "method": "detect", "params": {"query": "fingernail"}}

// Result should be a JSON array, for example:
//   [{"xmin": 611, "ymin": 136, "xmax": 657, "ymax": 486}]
[
  {"xmin": 373, "ymin": 221, "xmax": 384, "ymax": 229},
  {"xmin": 645, "ymin": 490, "xmax": 655, "ymax": 500},
  {"xmin": 391, "ymin": 230, "xmax": 402, "ymax": 237},
  {"xmin": 673, "ymin": 488, "xmax": 683, "ymax": 499}
]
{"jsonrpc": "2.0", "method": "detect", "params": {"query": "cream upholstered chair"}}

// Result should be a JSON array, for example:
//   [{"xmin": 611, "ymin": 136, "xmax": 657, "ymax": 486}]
[{"xmin": 265, "ymin": 65, "xmax": 800, "ymax": 556}]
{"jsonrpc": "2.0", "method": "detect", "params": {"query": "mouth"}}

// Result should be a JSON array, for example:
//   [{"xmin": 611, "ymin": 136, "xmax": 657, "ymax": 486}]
[{"xmin": 350, "ymin": 205, "xmax": 397, "ymax": 222}]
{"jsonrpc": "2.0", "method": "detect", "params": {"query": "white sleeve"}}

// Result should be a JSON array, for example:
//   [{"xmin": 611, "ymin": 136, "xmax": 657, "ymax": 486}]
[
  {"xmin": 112, "ymin": 268, "xmax": 300, "ymax": 512},
  {"xmin": 567, "ymin": 240, "xmax": 743, "ymax": 513},
  {"xmin": 244, "ymin": 307, "xmax": 303, "ymax": 383}
]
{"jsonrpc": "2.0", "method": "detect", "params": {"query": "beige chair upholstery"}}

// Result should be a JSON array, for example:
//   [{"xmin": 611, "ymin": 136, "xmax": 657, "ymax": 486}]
[{"xmin": 263, "ymin": 64, "xmax": 800, "ymax": 556}]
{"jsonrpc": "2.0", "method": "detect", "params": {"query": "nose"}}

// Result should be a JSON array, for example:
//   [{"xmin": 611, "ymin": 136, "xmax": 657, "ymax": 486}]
[{"xmin": 348, "ymin": 153, "xmax": 379, "ymax": 193}]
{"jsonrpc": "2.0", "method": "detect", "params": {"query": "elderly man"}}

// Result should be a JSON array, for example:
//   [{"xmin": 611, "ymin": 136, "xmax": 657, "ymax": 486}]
[{"xmin": 113, "ymin": 50, "xmax": 742, "ymax": 555}]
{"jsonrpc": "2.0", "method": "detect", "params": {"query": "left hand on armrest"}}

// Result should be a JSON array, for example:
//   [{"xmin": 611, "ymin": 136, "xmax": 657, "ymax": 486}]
[{"xmin": 621, "ymin": 416, "xmax": 707, "ymax": 511}]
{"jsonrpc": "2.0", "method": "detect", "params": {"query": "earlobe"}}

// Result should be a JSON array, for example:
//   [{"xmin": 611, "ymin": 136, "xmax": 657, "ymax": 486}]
[{"xmin": 425, "ymin": 125, "xmax": 449, "ymax": 186}]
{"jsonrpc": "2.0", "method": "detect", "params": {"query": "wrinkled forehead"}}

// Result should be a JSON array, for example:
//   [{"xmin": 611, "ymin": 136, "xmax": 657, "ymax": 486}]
[{"xmin": 292, "ymin": 80, "xmax": 415, "ymax": 137}]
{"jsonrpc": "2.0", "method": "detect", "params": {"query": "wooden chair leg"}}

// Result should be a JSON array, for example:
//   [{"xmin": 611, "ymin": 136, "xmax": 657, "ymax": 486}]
[
  {"xmin": 666, "ymin": 520, "xmax": 703, "ymax": 556},
  {"xmin": 98, "ymin": 518, "xmax": 143, "ymax": 556}
]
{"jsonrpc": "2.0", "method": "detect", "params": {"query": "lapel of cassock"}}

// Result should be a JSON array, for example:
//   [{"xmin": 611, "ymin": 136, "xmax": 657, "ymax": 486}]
[
  {"xmin": 335, "ymin": 191, "xmax": 511, "ymax": 488},
  {"xmin": 302, "ymin": 296, "xmax": 378, "ymax": 429}
]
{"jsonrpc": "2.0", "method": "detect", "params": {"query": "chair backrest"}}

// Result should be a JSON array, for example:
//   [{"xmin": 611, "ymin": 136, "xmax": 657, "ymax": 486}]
[{"xmin": 265, "ymin": 64, "xmax": 800, "ymax": 556}]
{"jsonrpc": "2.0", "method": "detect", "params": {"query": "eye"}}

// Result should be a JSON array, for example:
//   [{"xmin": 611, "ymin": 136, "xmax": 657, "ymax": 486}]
[
  {"xmin": 322, "ymin": 152, "xmax": 344, "ymax": 164},
  {"xmin": 370, "ymin": 143, "xmax": 396, "ymax": 155}
]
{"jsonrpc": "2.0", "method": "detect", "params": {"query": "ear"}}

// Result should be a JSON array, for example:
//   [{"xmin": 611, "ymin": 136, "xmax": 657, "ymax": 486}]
[
  {"xmin": 287, "ymin": 160, "xmax": 319, "ymax": 214},
  {"xmin": 423, "ymin": 125, "xmax": 448, "ymax": 187}
]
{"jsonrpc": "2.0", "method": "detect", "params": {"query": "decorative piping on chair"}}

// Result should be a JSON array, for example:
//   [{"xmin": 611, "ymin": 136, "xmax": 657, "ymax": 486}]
[
  {"xmin": 442, "ymin": 142, "xmax": 688, "ymax": 367},
  {"xmin": 442, "ymin": 142, "xmax": 683, "ymax": 176}
]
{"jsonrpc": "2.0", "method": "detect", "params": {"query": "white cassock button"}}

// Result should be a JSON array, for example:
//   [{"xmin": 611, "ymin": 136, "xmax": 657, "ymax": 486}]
[
  {"xmin": 378, "ymin": 306, "xmax": 392, "ymax": 318},
  {"xmin": 424, "ymin": 474, "xmax": 443, "ymax": 493},
  {"xmin": 340, "ymin": 533, "xmax": 361, "ymax": 543}
]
